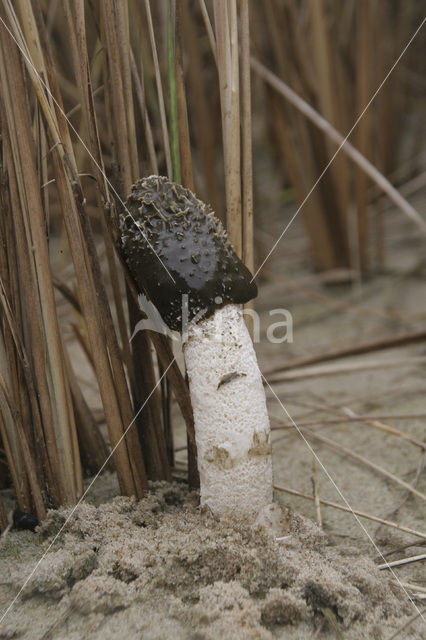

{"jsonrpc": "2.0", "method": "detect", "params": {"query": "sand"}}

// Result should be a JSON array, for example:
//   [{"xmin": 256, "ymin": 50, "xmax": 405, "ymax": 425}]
[{"xmin": 0, "ymin": 480, "xmax": 422, "ymax": 639}]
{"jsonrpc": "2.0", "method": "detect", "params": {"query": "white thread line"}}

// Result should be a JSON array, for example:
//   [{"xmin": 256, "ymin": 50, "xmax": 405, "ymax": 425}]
[
  {"xmin": 251, "ymin": 17, "xmax": 426, "ymax": 283},
  {"xmin": 0, "ymin": 358, "xmax": 176, "ymax": 623},
  {"xmin": 263, "ymin": 374, "xmax": 426, "ymax": 625},
  {"xmin": 0, "ymin": 14, "xmax": 176, "ymax": 284}
]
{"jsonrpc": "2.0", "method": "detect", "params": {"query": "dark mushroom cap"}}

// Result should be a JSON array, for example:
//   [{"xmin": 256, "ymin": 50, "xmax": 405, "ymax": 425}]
[{"xmin": 119, "ymin": 175, "xmax": 257, "ymax": 331}]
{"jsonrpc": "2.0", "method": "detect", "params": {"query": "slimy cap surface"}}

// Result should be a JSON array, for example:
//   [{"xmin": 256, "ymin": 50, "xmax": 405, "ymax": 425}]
[{"xmin": 119, "ymin": 176, "xmax": 257, "ymax": 331}]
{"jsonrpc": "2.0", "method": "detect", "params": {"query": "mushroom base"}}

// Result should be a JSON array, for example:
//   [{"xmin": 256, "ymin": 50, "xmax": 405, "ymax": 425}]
[{"xmin": 183, "ymin": 304, "xmax": 273, "ymax": 518}]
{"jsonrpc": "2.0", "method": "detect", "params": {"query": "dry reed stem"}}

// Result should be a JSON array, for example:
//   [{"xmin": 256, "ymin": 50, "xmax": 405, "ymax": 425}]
[
  {"xmin": 198, "ymin": 0, "xmax": 217, "ymax": 63},
  {"xmin": 120, "ymin": 262, "xmax": 196, "ymax": 448},
  {"xmin": 0, "ymin": 14, "xmax": 81, "ymax": 502},
  {"xmin": 310, "ymin": 0, "xmax": 350, "ymax": 234},
  {"xmin": 213, "ymin": 0, "xmax": 242, "ymax": 256},
  {"xmin": 0, "ymin": 371, "xmax": 46, "ymax": 520},
  {"xmin": 144, "ymin": 0, "xmax": 172, "ymax": 177},
  {"xmin": 103, "ymin": 0, "xmax": 170, "ymax": 482},
  {"xmin": 130, "ymin": 49, "xmax": 159, "ymax": 174},
  {"xmin": 377, "ymin": 552, "xmax": 426, "ymax": 570},
  {"xmin": 356, "ymin": 0, "xmax": 372, "ymax": 270},
  {"xmin": 4, "ymin": 0, "xmax": 147, "ymax": 497},
  {"xmin": 175, "ymin": 0, "xmax": 194, "ymax": 191},
  {"xmin": 239, "ymin": 0, "xmax": 254, "ymax": 335},
  {"xmin": 182, "ymin": 4, "xmax": 219, "ymax": 213}
]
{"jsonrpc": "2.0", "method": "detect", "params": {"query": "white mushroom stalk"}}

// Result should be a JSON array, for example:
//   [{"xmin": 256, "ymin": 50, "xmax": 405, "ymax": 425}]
[
  {"xmin": 183, "ymin": 304, "xmax": 272, "ymax": 518},
  {"xmin": 119, "ymin": 176, "xmax": 273, "ymax": 519}
]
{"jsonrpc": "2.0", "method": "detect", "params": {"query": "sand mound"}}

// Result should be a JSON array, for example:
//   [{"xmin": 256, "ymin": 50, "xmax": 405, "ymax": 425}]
[{"xmin": 0, "ymin": 482, "xmax": 422, "ymax": 639}]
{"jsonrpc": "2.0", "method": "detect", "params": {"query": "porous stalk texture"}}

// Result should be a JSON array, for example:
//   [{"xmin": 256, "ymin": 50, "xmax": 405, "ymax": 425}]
[{"xmin": 183, "ymin": 304, "xmax": 272, "ymax": 518}]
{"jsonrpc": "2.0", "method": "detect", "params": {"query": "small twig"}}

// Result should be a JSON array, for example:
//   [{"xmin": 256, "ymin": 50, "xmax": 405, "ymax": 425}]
[
  {"xmin": 377, "ymin": 552, "xmax": 426, "ymax": 570},
  {"xmin": 274, "ymin": 485, "xmax": 426, "ymax": 540}
]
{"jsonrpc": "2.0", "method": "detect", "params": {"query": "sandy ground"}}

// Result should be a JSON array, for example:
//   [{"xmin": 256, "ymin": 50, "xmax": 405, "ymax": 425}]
[{"xmin": 0, "ymin": 195, "xmax": 425, "ymax": 638}]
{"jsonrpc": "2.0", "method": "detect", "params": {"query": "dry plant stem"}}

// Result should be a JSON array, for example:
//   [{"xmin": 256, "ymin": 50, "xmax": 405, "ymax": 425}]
[
  {"xmin": 377, "ymin": 552, "xmax": 426, "ymax": 570},
  {"xmin": 55, "ymin": 171, "xmax": 146, "ymax": 497},
  {"xmin": 310, "ymin": 0, "xmax": 349, "ymax": 235},
  {"xmin": 0, "ymin": 372, "xmax": 46, "ymax": 520},
  {"xmin": 128, "ymin": 296, "xmax": 171, "ymax": 481},
  {"xmin": 0, "ymin": 20, "xmax": 81, "ymax": 503},
  {"xmin": 6, "ymin": 0, "xmax": 147, "ymax": 497},
  {"xmin": 263, "ymin": 328, "xmax": 426, "ymax": 376},
  {"xmin": 144, "ymin": 0, "xmax": 172, "ymax": 177},
  {"xmin": 0, "ymin": 243, "xmax": 57, "ymax": 506},
  {"xmin": 259, "ymin": 0, "xmax": 346, "ymax": 271},
  {"xmin": 147, "ymin": 328, "xmax": 195, "ymax": 447},
  {"xmin": 174, "ymin": 0, "xmax": 199, "ymax": 488},
  {"xmin": 123, "ymin": 270, "xmax": 195, "ymax": 448},
  {"xmin": 0, "ymin": 203, "xmax": 31, "ymax": 509},
  {"xmin": 301, "ymin": 428, "xmax": 426, "ymax": 503},
  {"xmin": 182, "ymin": 4, "xmax": 219, "ymax": 214},
  {"xmin": 251, "ymin": 57, "xmax": 426, "ymax": 233},
  {"xmin": 103, "ymin": 0, "xmax": 134, "ymax": 191},
  {"xmin": 239, "ymin": 0, "xmax": 254, "ymax": 334},
  {"xmin": 266, "ymin": 89, "xmax": 337, "ymax": 270},
  {"xmin": 175, "ymin": 0, "xmax": 194, "ymax": 191},
  {"xmin": 0, "ymin": 495, "xmax": 7, "ymax": 533},
  {"xmin": 130, "ymin": 50, "xmax": 158, "ymax": 174},
  {"xmin": 64, "ymin": 347, "xmax": 110, "ymax": 474},
  {"xmin": 103, "ymin": 1, "xmax": 171, "ymax": 481},
  {"xmin": 71, "ymin": 1, "xmax": 155, "ymax": 488},
  {"xmin": 0, "ymin": 352, "xmax": 28, "ymax": 511},
  {"xmin": 198, "ymin": 0, "xmax": 217, "ymax": 63},
  {"xmin": 213, "ymin": 0, "xmax": 242, "ymax": 256},
  {"xmin": 356, "ymin": 0, "xmax": 372, "ymax": 270},
  {"xmin": 65, "ymin": 3, "xmax": 137, "ymax": 398},
  {"xmin": 274, "ymin": 485, "xmax": 426, "ymax": 540},
  {"xmin": 311, "ymin": 456, "xmax": 322, "ymax": 528},
  {"xmin": 239, "ymin": 0, "xmax": 253, "ymax": 275}
]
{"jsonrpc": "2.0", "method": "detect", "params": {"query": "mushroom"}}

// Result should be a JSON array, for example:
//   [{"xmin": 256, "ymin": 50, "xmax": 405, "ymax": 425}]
[{"xmin": 119, "ymin": 175, "xmax": 272, "ymax": 519}]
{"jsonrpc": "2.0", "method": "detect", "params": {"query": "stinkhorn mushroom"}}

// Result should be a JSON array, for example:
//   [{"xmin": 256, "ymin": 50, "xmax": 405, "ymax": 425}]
[{"xmin": 119, "ymin": 175, "xmax": 272, "ymax": 518}]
